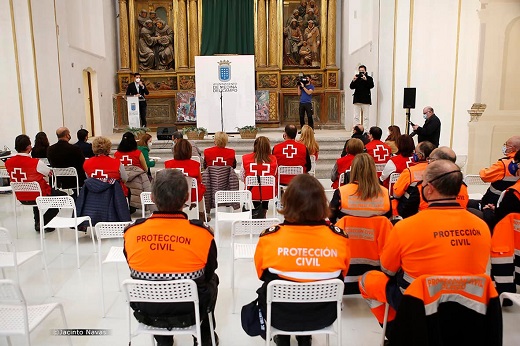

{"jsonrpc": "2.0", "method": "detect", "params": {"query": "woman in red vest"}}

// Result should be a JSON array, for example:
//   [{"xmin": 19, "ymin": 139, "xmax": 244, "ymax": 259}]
[
  {"xmin": 114, "ymin": 132, "xmax": 148, "ymax": 171},
  {"xmin": 83, "ymin": 136, "xmax": 129, "ymax": 196},
  {"xmin": 240, "ymin": 136, "xmax": 278, "ymax": 218},
  {"xmin": 330, "ymin": 138, "xmax": 364, "ymax": 189},
  {"xmin": 165, "ymin": 139, "xmax": 206, "ymax": 220},
  {"xmin": 380, "ymin": 134, "xmax": 415, "ymax": 188},
  {"xmin": 203, "ymin": 131, "xmax": 236, "ymax": 169}
]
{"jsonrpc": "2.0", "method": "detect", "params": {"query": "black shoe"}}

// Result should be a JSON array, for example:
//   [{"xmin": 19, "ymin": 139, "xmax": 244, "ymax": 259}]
[
  {"xmin": 296, "ymin": 335, "xmax": 312, "ymax": 346},
  {"xmin": 273, "ymin": 335, "xmax": 291, "ymax": 346},
  {"xmin": 78, "ymin": 226, "xmax": 88, "ymax": 233},
  {"xmin": 193, "ymin": 332, "xmax": 219, "ymax": 346},
  {"xmin": 37, "ymin": 227, "xmax": 55, "ymax": 233}
]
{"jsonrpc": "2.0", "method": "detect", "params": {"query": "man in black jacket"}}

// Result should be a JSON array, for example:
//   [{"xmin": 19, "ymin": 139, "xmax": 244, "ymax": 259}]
[
  {"xmin": 47, "ymin": 127, "xmax": 86, "ymax": 199},
  {"xmin": 349, "ymin": 65, "xmax": 374, "ymax": 127},
  {"xmin": 412, "ymin": 106, "xmax": 441, "ymax": 147},
  {"xmin": 126, "ymin": 73, "xmax": 149, "ymax": 127},
  {"xmin": 74, "ymin": 129, "xmax": 94, "ymax": 158}
]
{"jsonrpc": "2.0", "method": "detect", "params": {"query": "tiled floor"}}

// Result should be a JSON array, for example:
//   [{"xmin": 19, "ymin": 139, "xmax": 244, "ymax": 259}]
[{"xmin": 0, "ymin": 186, "xmax": 519, "ymax": 346}]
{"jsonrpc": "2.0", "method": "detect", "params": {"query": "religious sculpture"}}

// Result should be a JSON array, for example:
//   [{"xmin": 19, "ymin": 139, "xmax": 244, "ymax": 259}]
[
  {"xmin": 302, "ymin": 8, "xmax": 319, "ymax": 29},
  {"xmin": 155, "ymin": 20, "xmax": 175, "ymax": 70},
  {"xmin": 283, "ymin": 19, "xmax": 303, "ymax": 66},
  {"xmin": 137, "ymin": 9, "xmax": 148, "ymax": 29},
  {"xmin": 139, "ymin": 20, "xmax": 158, "ymax": 70},
  {"xmin": 304, "ymin": 20, "xmax": 320, "ymax": 66},
  {"xmin": 298, "ymin": 0, "xmax": 308, "ymax": 18}
]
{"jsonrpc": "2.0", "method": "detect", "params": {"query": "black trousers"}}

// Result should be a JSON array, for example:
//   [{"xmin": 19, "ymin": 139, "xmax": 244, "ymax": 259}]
[
  {"xmin": 299, "ymin": 102, "xmax": 314, "ymax": 129},
  {"xmin": 20, "ymin": 189, "xmax": 68, "ymax": 230},
  {"xmin": 139, "ymin": 101, "xmax": 147, "ymax": 127}
]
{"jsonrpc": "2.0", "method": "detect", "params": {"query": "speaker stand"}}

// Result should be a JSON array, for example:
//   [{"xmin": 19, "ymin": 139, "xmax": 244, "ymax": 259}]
[{"xmin": 405, "ymin": 108, "xmax": 411, "ymax": 135}]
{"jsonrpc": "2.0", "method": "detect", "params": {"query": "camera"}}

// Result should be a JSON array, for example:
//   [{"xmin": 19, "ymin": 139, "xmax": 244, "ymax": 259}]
[
  {"xmin": 357, "ymin": 72, "xmax": 365, "ymax": 78},
  {"xmin": 297, "ymin": 74, "xmax": 310, "ymax": 87}
]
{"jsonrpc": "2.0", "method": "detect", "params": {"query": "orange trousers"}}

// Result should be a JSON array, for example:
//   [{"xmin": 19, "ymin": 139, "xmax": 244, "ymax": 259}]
[{"xmin": 359, "ymin": 271, "xmax": 397, "ymax": 324}]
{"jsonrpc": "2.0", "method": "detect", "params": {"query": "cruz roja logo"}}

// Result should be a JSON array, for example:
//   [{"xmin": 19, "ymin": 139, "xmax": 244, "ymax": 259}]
[{"xmin": 218, "ymin": 60, "xmax": 231, "ymax": 82}]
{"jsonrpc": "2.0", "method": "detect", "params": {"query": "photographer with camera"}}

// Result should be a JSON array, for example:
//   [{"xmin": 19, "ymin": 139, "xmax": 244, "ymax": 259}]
[
  {"xmin": 297, "ymin": 74, "xmax": 315, "ymax": 131},
  {"xmin": 350, "ymin": 65, "xmax": 374, "ymax": 127}
]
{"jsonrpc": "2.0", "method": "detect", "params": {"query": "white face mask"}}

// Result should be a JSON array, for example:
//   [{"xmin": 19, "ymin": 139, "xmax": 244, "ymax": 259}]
[
  {"xmin": 135, "ymin": 78, "xmax": 141, "ymax": 83},
  {"xmin": 502, "ymin": 145, "xmax": 508, "ymax": 156},
  {"xmin": 148, "ymin": 141, "xmax": 152, "ymax": 147},
  {"xmin": 423, "ymin": 113, "xmax": 427, "ymax": 119}
]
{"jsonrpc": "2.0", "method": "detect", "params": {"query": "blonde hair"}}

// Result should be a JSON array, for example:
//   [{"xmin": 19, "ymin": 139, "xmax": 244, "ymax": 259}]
[
  {"xmin": 298, "ymin": 125, "xmax": 319, "ymax": 156},
  {"xmin": 92, "ymin": 136, "xmax": 112, "ymax": 156},
  {"xmin": 214, "ymin": 132, "xmax": 228, "ymax": 148},
  {"xmin": 350, "ymin": 153, "xmax": 384, "ymax": 200}
]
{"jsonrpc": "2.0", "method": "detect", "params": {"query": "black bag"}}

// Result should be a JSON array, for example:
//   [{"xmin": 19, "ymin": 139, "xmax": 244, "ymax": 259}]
[
  {"xmin": 397, "ymin": 180, "xmax": 422, "ymax": 218},
  {"xmin": 241, "ymin": 298, "xmax": 266, "ymax": 339},
  {"xmin": 133, "ymin": 310, "xmax": 195, "ymax": 330},
  {"xmin": 251, "ymin": 175, "xmax": 267, "ymax": 219}
]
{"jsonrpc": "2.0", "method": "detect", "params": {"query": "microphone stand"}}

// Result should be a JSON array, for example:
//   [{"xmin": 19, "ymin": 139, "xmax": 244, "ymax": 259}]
[{"xmin": 219, "ymin": 86, "xmax": 224, "ymax": 133}]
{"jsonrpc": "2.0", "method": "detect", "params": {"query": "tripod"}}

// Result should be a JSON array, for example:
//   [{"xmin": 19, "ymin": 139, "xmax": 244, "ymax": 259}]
[
  {"xmin": 219, "ymin": 86, "xmax": 224, "ymax": 132},
  {"xmin": 405, "ymin": 108, "xmax": 412, "ymax": 135}
]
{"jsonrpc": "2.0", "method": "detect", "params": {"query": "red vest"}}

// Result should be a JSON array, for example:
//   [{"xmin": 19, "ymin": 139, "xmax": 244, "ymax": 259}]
[
  {"xmin": 273, "ymin": 140, "xmax": 308, "ymax": 185},
  {"xmin": 241, "ymin": 152, "xmax": 278, "ymax": 200},
  {"xmin": 114, "ymin": 149, "xmax": 144, "ymax": 170},
  {"xmin": 83, "ymin": 155, "xmax": 128, "ymax": 196},
  {"xmin": 203, "ymin": 146, "xmax": 236, "ymax": 167},
  {"xmin": 5, "ymin": 155, "xmax": 51, "ymax": 201},
  {"xmin": 164, "ymin": 159, "xmax": 206, "ymax": 202},
  {"xmin": 332, "ymin": 154, "xmax": 356, "ymax": 189},
  {"xmin": 392, "ymin": 154, "xmax": 415, "ymax": 173},
  {"xmin": 366, "ymin": 140, "xmax": 392, "ymax": 164}
]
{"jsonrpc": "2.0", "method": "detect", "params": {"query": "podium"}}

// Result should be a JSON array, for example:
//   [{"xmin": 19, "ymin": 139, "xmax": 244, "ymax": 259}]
[{"xmin": 126, "ymin": 96, "xmax": 140, "ymax": 128}]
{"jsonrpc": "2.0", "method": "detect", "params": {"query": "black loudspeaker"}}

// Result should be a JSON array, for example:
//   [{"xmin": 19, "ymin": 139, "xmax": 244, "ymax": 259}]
[
  {"xmin": 403, "ymin": 88, "xmax": 416, "ymax": 109},
  {"xmin": 157, "ymin": 126, "xmax": 177, "ymax": 140}
]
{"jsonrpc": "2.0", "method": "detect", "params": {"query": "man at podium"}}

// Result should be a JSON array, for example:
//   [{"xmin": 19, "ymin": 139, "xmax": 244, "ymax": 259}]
[{"xmin": 126, "ymin": 73, "xmax": 149, "ymax": 127}]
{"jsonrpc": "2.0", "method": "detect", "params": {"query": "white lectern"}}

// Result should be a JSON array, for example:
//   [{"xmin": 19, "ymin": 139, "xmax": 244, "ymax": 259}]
[{"xmin": 126, "ymin": 96, "xmax": 141, "ymax": 128}]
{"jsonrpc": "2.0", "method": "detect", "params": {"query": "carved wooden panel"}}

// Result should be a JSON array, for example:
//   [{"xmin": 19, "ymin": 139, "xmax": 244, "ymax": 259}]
[
  {"xmin": 281, "ymin": 73, "xmax": 323, "ymax": 88},
  {"xmin": 326, "ymin": 93, "xmax": 340, "ymax": 123},
  {"xmin": 269, "ymin": 92, "xmax": 278, "ymax": 121},
  {"xmin": 282, "ymin": 94, "xmax": 322, "ymax": 124},
  {"xmin": 147, "ymin": 97, "xmax": 176, "ymax": 124},
  {"xmin": 327, "ymin": 71, "xmax": 338, "ymax": 89},
  {"xmin": 258, "ymin": 73, "xmax": 279, "ymax": 88},
  {"xmin": 179, "ymin": 75, "xmax": 195, "ymax": 90}
]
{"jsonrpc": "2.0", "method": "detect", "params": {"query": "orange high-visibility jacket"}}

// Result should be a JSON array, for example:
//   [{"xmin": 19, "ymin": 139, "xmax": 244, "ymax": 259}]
[{"xmin": 490, "ymin": 212, "xmax": 520, "ymax": 295}]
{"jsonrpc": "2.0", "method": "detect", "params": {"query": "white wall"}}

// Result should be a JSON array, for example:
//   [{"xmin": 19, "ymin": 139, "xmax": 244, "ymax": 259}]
[{"xmin": 342, "ymin": 0, "xmax": 481, "ymax": 156}]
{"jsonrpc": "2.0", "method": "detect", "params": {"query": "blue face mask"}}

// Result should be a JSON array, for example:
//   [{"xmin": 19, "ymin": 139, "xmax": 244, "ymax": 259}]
[
  {"xmin": 412, "ymin": 153, "xmax": 419, "ymax": 162},
  {"xmin": 508, "ymin": 161, "xmax": 519, "ymax": 176}
]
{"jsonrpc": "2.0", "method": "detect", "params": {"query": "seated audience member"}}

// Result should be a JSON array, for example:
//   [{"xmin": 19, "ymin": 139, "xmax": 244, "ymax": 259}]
[
  {"xmin": 5, "ymin": 134, "xmax": 65, "ymax": 232},
  {"xmin": 47, "ymin": 127, "xmax": 87, "ymax": 198},
  {"xmin": 478, "ymin": 135, "xmax": 520, "ymax": 207},
  {"xmin": 114, "ymin": 132, "xmax": 148, "ymax": 171},
  {"xmin": 124, "ymin": 169, "xmax": 218, "ymax": 346},
  {"xmin": 31, "ymin": 132, "xmax": 49, "ymax": 159},
  {"xmin": 165, "ymin": 139, "xmax": 207, "ymax": 221},
  {"xmin": 483, "ymin": 150, "xmax": 520, "ymax": 230},
  {"xmin": 252, "ymin": 174, "xmax": 350, "ymax": 346},
  {"xmin": 330, "ymin": 138, "xmax": 364, "ymax": 189},
  {"xmin": 83, "ymin": 136, "xmax": 128, "ymax": 197},
  {"xmin": 203, "ymin": 131, "xmax": 236, "ymax": 169},
  {"xmin": 240, "ymin": 136, "xmax": 278, "ymax": 219},
  {"xmin": 340, "ymin": 124, "xmax": 369, "ymax": 157},
  {"xmin": 359, "ymin": 160, "xmax": 491, "ymax": 342},
  {"xmin": 380, "ymin": 134, "xmax": 415, "ymax": 188},
  {"xmin": 74, "ymin": 128, "xmax": 94, "ymax": 158},
  {"xmin": 392, "ymin": 141, "xmax": 435, "ymax": 217},
  {"xmin": 365, "ymin": 126, "xmax": 392, "ymax": 164},
  {"xmin": 330, "ymin": 153, "xmax": 391, "ymax": 223},
  {"xmin": 384, "ymin": 125, "xmax": 401, "ymax": 155},
  {"xmin": 173, "ymin": 131, "xmax": 202, "ymax": 161},
  {"xmin": 272, "ymin": 124, "xmax": 311, "ymax": 185},
  {"xmin": 137, "ymin": 133, "xmax": 156, "ymax": 177},
  {"xmin": 298, "ymin": 125, "xmax": 319, "ymax": 159}
]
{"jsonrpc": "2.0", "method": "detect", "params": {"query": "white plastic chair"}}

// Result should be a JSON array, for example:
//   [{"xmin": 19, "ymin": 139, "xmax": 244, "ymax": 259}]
[
  {"xmin": 277, "ymin": 166, "xmax": 304, "ymax": 210},
  {"xmin": 0, "ymin": 279, "xmax": 71, "ymax": 346},
  {"xmin": 140, "ymin": 192, "xmax": 155, "ymax": 218},
  {"xmin": 464, "ymin": 174, "xmax": 489, "ymax": 200},
  {"xmin": 95, "ymin": 222, "xmax": 131, "ymax": 317},
  {"xmin": 338, "ymin": 169, "xmax": 351, "ymax": 187},
  {"xmin": 36, "ymin": 196, "xmax": 95, "ymax": 269},
  {"xmin": 230, "ymin": 218, "xmax": 280, "ymax": 313},
  {"xmin": 0, "ymin": 227, "xmax": 53, "ymax": 296},
  {"xmin": 375, "ymin": 163, "xmax": 386, "ymax": 173},
  {"xmin": 50, "ymin": 167, "xmax": 79, "ymax": 197},
  {"xmin": 245, "ymin": 175, "xmax": 276, "ymax": 217},
  {"xmin": 388, "ymin": 172, "xmax": 401, "ymax": 197},
  {"xmin": 10, "ymin": 182, "xmax": 42, "ymax": 237},
  {"xmin": 0, "ymin": 168, "xmax": 12, "ymax": 194},
  {"xmin": 121, "ymin": 279, "xmax": 216, "ymax": 346},
  {"xmin": 309, "ymin": 155, "xmax": 317, "ymax": 176},
  {"xmin": 500, "ymin": 292, "xmax": 520, "ymax": 307},
  {"xmin": 265, "ymin": 279, "xmax": 344, "ymax": 346},
  {"xmin": 186, "ymin": 177, "xmax": 207, "ymax": 222},
  {"xmin": 214, "ymin": 190, "xmax": 253, "ymax": 247},
  {"xmin": 191, "ymin": 156, "xmax": 201, "ymax": 164}
]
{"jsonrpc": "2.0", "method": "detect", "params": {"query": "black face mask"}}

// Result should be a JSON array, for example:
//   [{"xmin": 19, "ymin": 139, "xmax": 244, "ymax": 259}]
[{"xmin": 421, "ymin": 170, "xmax": 462, "ymax": 203}]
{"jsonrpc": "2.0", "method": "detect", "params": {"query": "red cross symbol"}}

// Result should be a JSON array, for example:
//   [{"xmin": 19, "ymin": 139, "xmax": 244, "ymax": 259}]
[
  {"xmin": 250, "ymin": 163, "xmax": 270, "ymax": 176},
  {"xmin": 282, "ymin": 144, "xmax": 297, "ymax": 159},
  {"xmin": 11, "ymin": 168, "xmax": 27, "ymax": 182},
  {"xmin": 373, "ymin": 145, "xmax": 390, "ymax": 163},
  {"xmin": 120, "ymin": 155, "xmax": 132, "ymax": 166},
  {"xmin": 406, "ymin": 156, "xmax": 414, "ymax": 167},
  {"xmin": 173, "ymin": 168, "xmax": 188, "ymax": 176},
  {"xmin": 212, "ymin": 157, "xmax": 226, "ymax": 166},
  {"xmin": 91, "ymin": 169, "xmax": 108, "ymax": 179}
]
